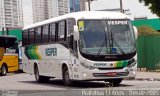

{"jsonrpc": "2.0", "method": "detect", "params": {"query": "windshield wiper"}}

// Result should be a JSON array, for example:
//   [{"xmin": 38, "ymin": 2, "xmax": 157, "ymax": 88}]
[
  {"xmin": 97, "ymin": 31, "xmax": 108, "ymax": 55},
  {"xmin": 97, "ymin": 38, "xmax": 107, "ymax": 55},
  {"xmin": 110, "ymin": 30, "xmax": 126, "ymax": 55},
  {"xmin": 106, "ymin": 19, "xmax": 126, "ymax": 55}
]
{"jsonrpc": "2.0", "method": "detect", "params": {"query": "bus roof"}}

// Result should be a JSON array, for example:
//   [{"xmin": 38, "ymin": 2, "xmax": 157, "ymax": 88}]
[{"xmin": 23, "ymin": 11, "xmax": 130, "ymax": 30}]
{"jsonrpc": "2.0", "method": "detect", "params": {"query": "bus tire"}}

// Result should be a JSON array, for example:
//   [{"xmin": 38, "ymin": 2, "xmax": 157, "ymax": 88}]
[
  {"xmin": 34, "ymin": 65, "xmax": 50, "ymax": 83},
  {"xmin": 108, "ymin": 78, "xmax": 123, "ymax": 87},
  {"xmin": 1, "ymin": 64, "xmax": 7, "ymax": 76},
  {"xmin": 62, "ymin": 66, "xmax": 72, "ymax": 86}
]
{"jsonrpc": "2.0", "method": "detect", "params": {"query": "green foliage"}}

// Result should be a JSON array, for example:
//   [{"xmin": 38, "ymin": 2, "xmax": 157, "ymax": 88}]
[
  {"xmin": 139, "ymin": 0, "xmax": 160, "ymax": 17},
  {"xmin": 137, "ymin": 26, "xmax": 160, "ymax": 36}
]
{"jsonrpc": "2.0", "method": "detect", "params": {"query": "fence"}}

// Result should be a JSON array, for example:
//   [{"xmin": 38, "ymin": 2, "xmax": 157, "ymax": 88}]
[{"xmin": 137, "ymin": 35, "xmax": 160, "ymax": 71}]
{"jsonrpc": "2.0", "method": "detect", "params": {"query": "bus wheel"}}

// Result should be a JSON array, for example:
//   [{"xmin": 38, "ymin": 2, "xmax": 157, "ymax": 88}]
[
  {"xmin": 62, "ymin": 66, "xmax": 72, "ymax": 86},
  {"xmin": 34, "ymin": 65, "xmax": 50, "ymax": 83},
  {"xmin": 108, "ymin": 78, "xmax": 123, "ymax": 87},
  {"xmin": 1, "ymin": 65, "xmax": 7, "ymax": 76}
]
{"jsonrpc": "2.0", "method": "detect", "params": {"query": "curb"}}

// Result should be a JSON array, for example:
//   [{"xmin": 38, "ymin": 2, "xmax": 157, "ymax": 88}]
[
  {"xmin": 135, "ymin": 78, "xmax": 160, "ymax": 81},
  {"xmin": 124, "ymin": 77, "xmax": 160, "ymax": 81}
]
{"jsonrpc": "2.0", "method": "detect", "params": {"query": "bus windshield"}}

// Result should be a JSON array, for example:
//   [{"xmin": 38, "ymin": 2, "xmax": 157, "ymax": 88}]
[
  {"xmin": 0, "ymin": 37, "xmax": 18, "ymax": 54},
  {"xmin": 78, "ymin": 19, "xmax": 136, "ymax": 55}
]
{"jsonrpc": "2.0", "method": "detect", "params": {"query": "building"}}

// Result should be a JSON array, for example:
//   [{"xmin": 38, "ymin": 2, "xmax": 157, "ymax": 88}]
[
  {"xmin": 32, "ymin": 0, "xmax": 70, "ymax": 23},
  {"xmin": 0, "ymin": 0, "xmax": 23, "ymax": 29},
  {"xmin": 80, "ymin": 0, "xmax": 86, "ymax": 11},
  {"xmin": 70, "ymin": 0, "xmax": 86, "ymax": 12},
  {"xmin": 32, "ymin": 0, "xmax": 48, "ymax": 23}
]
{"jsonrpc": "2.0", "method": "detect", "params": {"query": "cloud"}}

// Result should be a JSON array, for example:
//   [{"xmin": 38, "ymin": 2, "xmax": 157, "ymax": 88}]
[
  {"xmin": 91, "ymin": 0, "xmax": 158, "ymax": 19},
  {"xmin": 22, "ymin": 0, "xmax": 158, "ymax": 26}
]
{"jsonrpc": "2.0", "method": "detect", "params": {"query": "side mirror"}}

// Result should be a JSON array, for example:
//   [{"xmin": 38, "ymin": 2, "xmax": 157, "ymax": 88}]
[
  {"xmin": 74, "ymin": 25, "xmax": 79, "ymax": 40},
  {"xmin": 133, "ymin": 26, "xmax": 138, "ymax": 39}
]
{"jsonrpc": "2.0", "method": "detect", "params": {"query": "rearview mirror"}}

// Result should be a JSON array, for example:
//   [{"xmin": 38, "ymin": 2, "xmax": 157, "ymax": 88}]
[
  {"xmin": 133, "ymin": 26, "xmax": 138, "ymax": 39},
  {"xmin": 74, "ymin": 25, "xmax": 79, "ymax": 40}
]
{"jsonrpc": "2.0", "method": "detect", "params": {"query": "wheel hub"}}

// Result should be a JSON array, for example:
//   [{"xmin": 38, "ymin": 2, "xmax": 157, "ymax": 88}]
[
  {"xmin": 2, "ymin": 66, "xmax": 6, "ymax": 74},
  {"xmin": 65, "ymin": 71, "xmax": 70, "ymax": 82}
]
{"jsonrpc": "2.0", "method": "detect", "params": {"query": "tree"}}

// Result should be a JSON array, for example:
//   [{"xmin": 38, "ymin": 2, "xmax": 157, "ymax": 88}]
[{"xmin": 139, "ymin": 0, "xmax": 160, "ymax": 17}]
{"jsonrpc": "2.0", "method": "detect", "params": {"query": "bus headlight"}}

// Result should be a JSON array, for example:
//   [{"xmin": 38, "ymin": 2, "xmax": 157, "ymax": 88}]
[
  {"xmin": 127, "ymin": 58, "xmax": 136, "ymax": 68},
  {"xmin": 80, "ymin": 63, "xmax": 96, "ymax": 70}
]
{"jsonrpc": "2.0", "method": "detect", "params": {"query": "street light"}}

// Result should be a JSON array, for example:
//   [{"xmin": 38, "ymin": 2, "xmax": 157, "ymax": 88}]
[
  {"xmin": 120, "ymin": 0, "xmax": 124, "ymax": 13},
  {"xmin": 86, "ymin": 0, "xmax": 97, "ymax": 11}
]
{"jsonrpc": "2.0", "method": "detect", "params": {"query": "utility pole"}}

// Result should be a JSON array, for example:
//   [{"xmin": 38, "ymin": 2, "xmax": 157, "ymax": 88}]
[
  {"xmin": 87, "ymin": 0, "xmax": 97, "ymax": 11},
  {"xmin": 2, "ymin": 27, "xmax": 4, "ymax": 35},
  {"xmin": 120, "ymin": 0, "xmax": 123, "ymax": 13}
]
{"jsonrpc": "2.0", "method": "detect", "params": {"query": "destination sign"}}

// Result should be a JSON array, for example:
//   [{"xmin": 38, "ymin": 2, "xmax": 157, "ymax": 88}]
[{"xmin": 108, "ymin": 21, "xmax": 128, "ymax": 25}]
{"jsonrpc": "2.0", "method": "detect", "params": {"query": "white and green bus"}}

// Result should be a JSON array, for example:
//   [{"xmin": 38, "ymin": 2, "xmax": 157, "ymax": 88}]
[{"xmin": 22, "ymin": 11, "xmax": 137, "ymax": 86}]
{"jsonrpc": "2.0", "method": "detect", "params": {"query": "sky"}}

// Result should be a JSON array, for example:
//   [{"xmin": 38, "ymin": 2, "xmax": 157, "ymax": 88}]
[{"xmin": 23, "ymin": 0, "xmax": 158, "ymax": 26}]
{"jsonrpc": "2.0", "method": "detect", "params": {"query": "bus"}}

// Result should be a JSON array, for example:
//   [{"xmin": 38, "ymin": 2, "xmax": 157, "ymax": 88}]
[
  {"xmin": 22, "ymin": 11, "xmax": 137, "ymax": 86},
  {"xmin": 0, "ymin": 36, "xmax": 19, "ymax": 76}
]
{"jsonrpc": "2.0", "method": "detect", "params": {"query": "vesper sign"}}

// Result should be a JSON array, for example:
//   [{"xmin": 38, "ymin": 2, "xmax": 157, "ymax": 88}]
[{"xmin": 108, "ymin": 21, "xmax": 128, "ymax": 25}]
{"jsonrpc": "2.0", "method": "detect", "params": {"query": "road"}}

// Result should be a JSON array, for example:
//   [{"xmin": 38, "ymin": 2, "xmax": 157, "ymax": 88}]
[{"xmin": 1, "ymin": 73, "xmax": 160, "ymax": 96}]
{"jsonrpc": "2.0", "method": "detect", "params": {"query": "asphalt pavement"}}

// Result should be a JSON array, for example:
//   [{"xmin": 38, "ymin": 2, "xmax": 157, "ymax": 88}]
[
  {"xmin": 0, "ymin": 72, "xmax": 160, "ymax": 96},
  {"xmin": 135, "ymin": 71, "xmax": 160, "ymax": 81}
]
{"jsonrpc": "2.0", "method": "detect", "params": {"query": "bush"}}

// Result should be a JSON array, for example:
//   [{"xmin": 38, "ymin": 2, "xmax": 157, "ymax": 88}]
[{"xmin": 137, "ymin": 26, "xmax": 160, "ymax": 36}]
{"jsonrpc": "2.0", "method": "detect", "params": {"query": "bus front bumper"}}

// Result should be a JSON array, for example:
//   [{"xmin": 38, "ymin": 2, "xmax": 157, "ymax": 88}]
[{"xmin": 71, "ymin": 67, "xmax": 136, "ymax": 81}]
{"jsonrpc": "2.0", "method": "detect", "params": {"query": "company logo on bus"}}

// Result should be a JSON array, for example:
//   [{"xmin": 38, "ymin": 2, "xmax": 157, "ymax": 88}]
[
  {"xmin": 108, "ymin": 21, "xmax": 128, "ymax": 25},
  {"xmin": 45, "ymin": 48, "xmax": 57, "ymax": 56},
  {"xmin": 6, "ymin": 48, "xmax": 16, "ymax": 54},
  {"xmin": 94, "ymin": 63, "xmax": 107, "ymax": 67}
]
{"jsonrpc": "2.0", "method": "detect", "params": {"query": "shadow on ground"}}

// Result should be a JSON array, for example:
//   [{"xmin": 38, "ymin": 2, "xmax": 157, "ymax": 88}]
[{"xmin": 18, "ymin": 79, "xmax": 133, "ymax": 89}]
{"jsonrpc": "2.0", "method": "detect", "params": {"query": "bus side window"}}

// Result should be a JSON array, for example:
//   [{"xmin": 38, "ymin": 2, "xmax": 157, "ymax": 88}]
[
  {"xmin": 67, "ymin": 18, "xmax": 76, "ymax": 52},
  {"xmin": 5, "ymin": 38, "xmax": 18, "ymax": 53},
  {"xmin": 0, "ymin": 38, "xmax": 5, "ymax": 47},
  {"xmin": 28, "ymin": 29, "xmax": 35, "ymax": 45},
  {"xmin": 64, "ymin": 20, "xmax": 67, "ymax": 41},
  {"xmin": 42, "ymin": 24, "xmax": 49, "ymax": 43},
  {"xmin": 55, "ymin": 22, "xmax": 59, "ymax": 42},
  {"xmin": 35, "ymin": 27, "xmax": 42, "ymax": 44},
  {"xmin": 49, "ymin": 23, "xmax": 56, "ymax": 42},
  {"xmin": 22, "ymin": 30, "xmax": 28, "ymax": 46},
  {"xmin": 58, "ymin": 21, "xmax": 65, "ymax": 41}
]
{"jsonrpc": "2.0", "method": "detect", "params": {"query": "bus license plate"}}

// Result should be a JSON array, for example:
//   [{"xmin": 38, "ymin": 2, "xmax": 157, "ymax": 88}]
[{"xmin": 107, "ymin": 72, "xmax": 117, "ymax": 76}]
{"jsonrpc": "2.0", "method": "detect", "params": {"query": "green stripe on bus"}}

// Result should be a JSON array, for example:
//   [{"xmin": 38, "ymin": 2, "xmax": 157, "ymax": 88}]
[
  {"xmin": 26, "ymin": 45, "xmax": 42, "ymax": 60},
  {"xmin": 115, "ymin": 60, "xmax": 128, "ymax": 67}
]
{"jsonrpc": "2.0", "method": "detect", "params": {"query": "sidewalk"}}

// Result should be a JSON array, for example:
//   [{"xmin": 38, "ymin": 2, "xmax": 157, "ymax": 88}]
[{"xmin": 135, "ymin": 72, "xmax": 160, "ymax": 81}]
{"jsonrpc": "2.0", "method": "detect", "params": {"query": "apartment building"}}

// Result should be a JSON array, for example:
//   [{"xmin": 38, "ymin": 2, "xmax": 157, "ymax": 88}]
[
  {"xmin": 0, "ymin": 0, "xmax": 23, "ymax": 29},
  {"xmin": 32, "ymin": 0, "xmax": 69, "ymax": 23},
  {"xmin": 70, "ymin": 0, "xmax": 86, "ymax": 12},
  {"xmin": 80, "ymin": 0, "xmax": 86, "ymax": 11}
]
